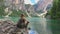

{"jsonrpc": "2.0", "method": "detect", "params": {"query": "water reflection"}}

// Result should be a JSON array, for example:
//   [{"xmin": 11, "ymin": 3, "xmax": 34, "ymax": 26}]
[{"xmin": 27, "ymin": 17, "xmax": 52, "ymax": 34}]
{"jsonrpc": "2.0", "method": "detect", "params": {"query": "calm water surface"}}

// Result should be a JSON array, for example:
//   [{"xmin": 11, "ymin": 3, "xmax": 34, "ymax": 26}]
[{"xmin": 0, "ymin": 17, "xmax": 60, "ymax": 34}]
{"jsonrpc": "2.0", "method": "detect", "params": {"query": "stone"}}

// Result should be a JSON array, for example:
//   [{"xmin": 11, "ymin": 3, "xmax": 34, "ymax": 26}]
[{"xmin": 0, "ymin": 19, "xmax": 28, "ymax": 34}]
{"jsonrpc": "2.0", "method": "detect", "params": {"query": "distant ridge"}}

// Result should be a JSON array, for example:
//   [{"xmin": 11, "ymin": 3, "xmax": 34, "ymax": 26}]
[{"xmin": 34, "ymin": 0, "xmax": 53, "ymax": 12}]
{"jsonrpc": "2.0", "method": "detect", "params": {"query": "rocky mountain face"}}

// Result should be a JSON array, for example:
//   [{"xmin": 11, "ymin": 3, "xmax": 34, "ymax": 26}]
[
  {"xmin": 4, "ymin": 0, "xmax": 35, "ymax": 12},
  {"xmin": 34, "ymin": 0, "xmax": 53, "ymax": 12},
  {"xmin": 23, "ymin": 0, "xmax": 53, "ymax": 14},
  {"xmin": 1, "ymin": 0, "xmax": 53, "ymax": 12},
  {"xmin": 1, "ymin": 0, "xmax": 53, "ymax": 17},
  {"xmin": 25, "ymin": 4, "xmax": 35, "ymax": 13},
  {"xmin": 4, "ymin": 0, "xmax": 25, "ymax": 11}
]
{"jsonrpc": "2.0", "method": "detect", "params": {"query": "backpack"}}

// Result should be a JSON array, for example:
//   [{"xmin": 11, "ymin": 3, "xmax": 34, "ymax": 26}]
[{"xmin": 17, "ymin": 19, "xmax": 27, "ymax": 28}]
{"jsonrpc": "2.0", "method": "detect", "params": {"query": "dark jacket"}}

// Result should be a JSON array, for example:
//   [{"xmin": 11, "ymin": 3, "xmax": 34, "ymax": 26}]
[{"xmin": 17, "ymin": 19, "xmax": 29, "ymax": 28}]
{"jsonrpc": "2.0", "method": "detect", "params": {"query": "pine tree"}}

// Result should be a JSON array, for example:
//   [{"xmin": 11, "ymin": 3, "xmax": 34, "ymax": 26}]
[{"xmin": 49, "ymin": 0, "xmax": 60, "ymax": 19}]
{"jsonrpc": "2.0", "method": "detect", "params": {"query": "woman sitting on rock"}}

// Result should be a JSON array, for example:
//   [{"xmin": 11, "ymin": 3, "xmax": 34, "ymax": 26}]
[{"xmin": 17, "ymin": 14, "xmax": 29, "ymax": 29}]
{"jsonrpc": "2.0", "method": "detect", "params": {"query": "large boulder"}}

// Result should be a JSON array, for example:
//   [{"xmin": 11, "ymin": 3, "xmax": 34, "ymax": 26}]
[{"xmin": 0, "ymin": 18, "xmax": 28, "ymax": 34}]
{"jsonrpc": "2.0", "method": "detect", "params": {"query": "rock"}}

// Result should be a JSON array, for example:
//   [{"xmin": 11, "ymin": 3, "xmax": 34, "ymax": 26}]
[
  {"xmin": 4, "ymin": 0, "xmax": 25, "ymax": 11},
  {"xmin": 0, "ymin": 19, "xmax": 28, "ymax": 34}
]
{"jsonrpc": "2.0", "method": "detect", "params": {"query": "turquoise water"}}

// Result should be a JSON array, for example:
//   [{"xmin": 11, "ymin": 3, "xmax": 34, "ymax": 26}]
[{"xmin": 0, "ymin": 17, "xmax": 60, "ymax": 34}]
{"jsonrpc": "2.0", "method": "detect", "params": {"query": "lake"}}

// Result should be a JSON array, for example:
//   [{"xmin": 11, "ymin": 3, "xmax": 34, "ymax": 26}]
[{"xmin": 0, "ymin": 17, "xmax": 60, "ymax": 34}]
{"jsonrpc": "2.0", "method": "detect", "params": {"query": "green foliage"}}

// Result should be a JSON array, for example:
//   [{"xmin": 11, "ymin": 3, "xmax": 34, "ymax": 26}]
[
  {"xmin": 0, "ymin": 0, "xmax": 6, "ymax": 16},
  {"xmin": 49, "ymin": 0, "xmax": 60, "ymax": 19},
  {"xmin": 0, "ymin": 0, "xmax": 28, "ymax": 17},
  {"xmin": 0, "ymin": 0, "xmax": 3, "ymax": 2},
  {"xmin": 9, "ymin": 10, "xmax": 28, "ymax": 17}
]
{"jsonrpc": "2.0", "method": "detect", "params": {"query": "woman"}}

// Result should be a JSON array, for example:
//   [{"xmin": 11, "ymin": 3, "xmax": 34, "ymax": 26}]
[
  {"xmin": 11, "ymin": 14, "xmax": 29, "ymax": 34},
  {"xmin": 16, "ymin": 14, "xmax": 29, "ymax": 34},
  {"xmin": 17, "ymin": 14, "xmax": 29, "ymax": 29}
]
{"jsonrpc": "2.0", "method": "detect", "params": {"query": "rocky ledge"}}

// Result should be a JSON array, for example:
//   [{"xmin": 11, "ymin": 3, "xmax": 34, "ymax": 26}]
[{"xmin": 0, "ymin": 18, "xmax": 28, "ymax": 34}]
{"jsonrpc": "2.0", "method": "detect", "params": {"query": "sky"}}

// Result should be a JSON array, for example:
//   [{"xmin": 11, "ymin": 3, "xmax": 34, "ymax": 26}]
[{"xmin": 24, "ymin": 0, "xmax": 39, "ymax": 5}]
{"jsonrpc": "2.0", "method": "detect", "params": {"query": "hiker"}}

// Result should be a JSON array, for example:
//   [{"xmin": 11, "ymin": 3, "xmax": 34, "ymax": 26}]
[
  {"xmin": 17, "ymin": 14, "xmax": 29, "ymax": 29},
  {"xmin": 11, "ymin": 14, "xmax": 29, "ymax": 34},
  {"xmin": 16, "ymin": 14, "xmax": 29, "ymax": 34}
]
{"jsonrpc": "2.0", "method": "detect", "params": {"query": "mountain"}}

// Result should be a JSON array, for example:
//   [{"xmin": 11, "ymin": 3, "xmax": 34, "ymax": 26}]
[
  {"xmin": 0, "ymin": 0, "xmax": 27, "ymax": 17},
  {"xmin": 0, "ymin": 0, "xmax": 53, "ymax": 17},
  {"xmin": 4, "ymin": 0, "xmax": 25, "ymax": 11},
  {"xmin": 34, "ymin": 0, "xmax": 53, "ymax": 12},
  {"xmin": 4, "ymin": 0, "xmax": 35, "ymax": 12},
  {"xmin": 25, "ymin": 4, "xmax": 35, "ymax": 13}
]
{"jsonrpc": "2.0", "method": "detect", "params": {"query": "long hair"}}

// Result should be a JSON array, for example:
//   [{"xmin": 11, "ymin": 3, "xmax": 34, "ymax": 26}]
[{"xmin": 20, "ymin": 14, "xmax": 25, "ymax": 17}]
